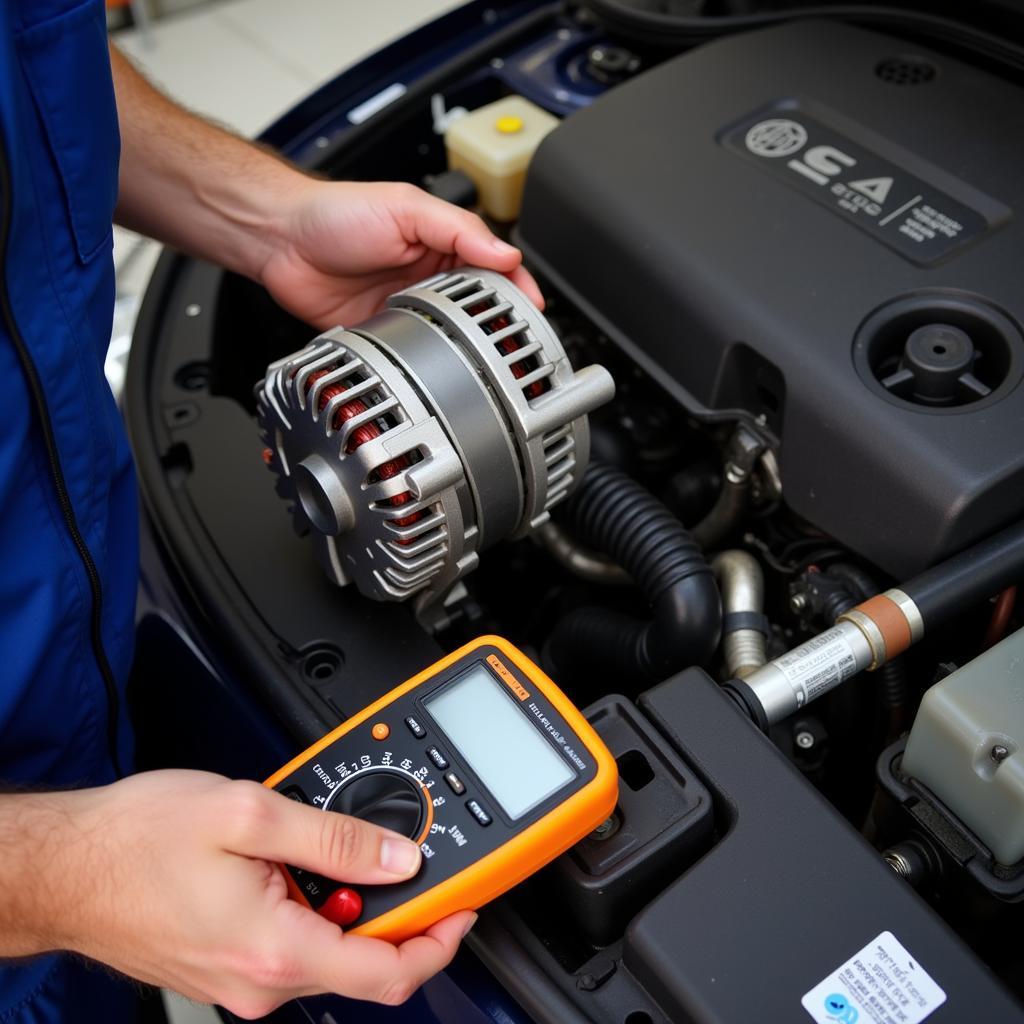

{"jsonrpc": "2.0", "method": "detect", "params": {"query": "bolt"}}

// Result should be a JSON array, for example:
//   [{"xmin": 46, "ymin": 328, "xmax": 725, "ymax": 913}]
[
  {"xmin": 489, "ymin": 57, "xmax": 504, "ymax": 69},
  {"xmin": 795, "ymin": 730, "xmax": 815, "ymax": 750},
  {"xmin": 991, "ymin": 744, "xmax": 1010, "ymax": 764},
  {"xmin": 314, "ymin": 136, "xmax": 330, "ymax": 150},
  {"xmin": 884, "ymin": 849, "xmax": 914, "ymax": 881},
  {"xmin": 590, "ymin": 816, "xmax": 616, "ymax": 840},
  {"xmin": 725, "ymin": 461, "xmax": 749, "ymax": 485},
  {"xmin": 184, "ymin": 303, "xmax": 201, "ymax": 318},
  {"xmin": 790, "ymin": 592, "xmax": 809, "ymax": 615}
]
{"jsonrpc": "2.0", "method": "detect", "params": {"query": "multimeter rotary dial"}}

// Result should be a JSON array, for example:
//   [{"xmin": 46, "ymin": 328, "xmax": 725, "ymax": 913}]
[
  {"xmin": 325, "ymin": 768, "xmax": 426, "ymax": 841},
  {"xmin": 265, "ymin": 637, "xmax": 618, "ymax": 944}
]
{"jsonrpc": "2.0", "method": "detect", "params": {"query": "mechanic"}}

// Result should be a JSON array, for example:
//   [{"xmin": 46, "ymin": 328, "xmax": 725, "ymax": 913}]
[{"xmin": 0, "ymin": 2, "xmax": 542, "ymax": 1021}]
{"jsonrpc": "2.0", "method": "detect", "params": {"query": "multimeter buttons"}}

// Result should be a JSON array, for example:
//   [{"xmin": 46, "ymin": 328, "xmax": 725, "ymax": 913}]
[
  {"xmin": 325, "ymin": 768, "xmax": 425, "ymax": 841},
  {"xmin": 319, "ymin": 887, "xmax": 364, "ymax": 928}
]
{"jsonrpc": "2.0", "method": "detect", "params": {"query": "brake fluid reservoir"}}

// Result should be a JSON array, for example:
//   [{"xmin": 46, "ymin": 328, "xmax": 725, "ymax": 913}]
[
  {"xmin": 445, "ymin": 96, "xmax": 558, "ymax": 221},
  {"xmin": 902, "ymin": 627, "xmax": 1024, "ymax": 865}
]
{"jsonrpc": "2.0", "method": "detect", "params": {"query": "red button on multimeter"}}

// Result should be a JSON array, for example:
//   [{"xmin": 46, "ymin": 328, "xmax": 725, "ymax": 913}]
[{"xmin": 264, "ymin": 636, "xmax": 618, "ymax": 943}]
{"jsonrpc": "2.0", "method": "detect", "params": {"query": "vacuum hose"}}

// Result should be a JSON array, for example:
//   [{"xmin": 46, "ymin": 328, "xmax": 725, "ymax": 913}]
[{"xmin": 546, "ymin": 462, "xmax": 721, "ymax": 682}]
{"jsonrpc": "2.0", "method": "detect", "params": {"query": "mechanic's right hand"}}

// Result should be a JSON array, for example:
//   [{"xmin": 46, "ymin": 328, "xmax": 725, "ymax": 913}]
[{"xmin": 50, "ymin": 770, "xmax": 475, "ymax": 1018}]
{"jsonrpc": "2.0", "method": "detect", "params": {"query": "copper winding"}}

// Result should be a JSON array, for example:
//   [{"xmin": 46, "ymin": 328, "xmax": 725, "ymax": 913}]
[
  {"xmin": 466, "ymin": 303, "xmax": 548, "ymax": 399},
  {"xmin": 303, "ymin": 367, "xmax": 422, "ymax": 542}
]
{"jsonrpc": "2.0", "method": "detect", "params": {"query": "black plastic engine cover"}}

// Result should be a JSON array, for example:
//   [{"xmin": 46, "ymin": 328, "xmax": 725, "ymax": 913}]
[{"xmin": 518, "ymin": 20, "xmax": 1024, "ymax": 577}]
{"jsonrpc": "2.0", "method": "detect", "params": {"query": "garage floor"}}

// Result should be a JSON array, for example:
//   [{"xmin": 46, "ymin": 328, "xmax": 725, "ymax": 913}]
[{"xmin": 110, "ymin": 1, "xmax": 461, "ymax": 1020}]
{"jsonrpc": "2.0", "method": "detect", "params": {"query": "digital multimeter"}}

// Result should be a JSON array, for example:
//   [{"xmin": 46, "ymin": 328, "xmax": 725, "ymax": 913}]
[{"xmin": 264, "ymin": 635, "xmax": 618, "ymax": 943}]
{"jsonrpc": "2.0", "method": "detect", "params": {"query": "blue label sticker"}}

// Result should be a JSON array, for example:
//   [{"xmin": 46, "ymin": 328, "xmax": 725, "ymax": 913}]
[{"xmin": 824, "ymin": 993, "xmax": 859, "ymax": 1024}]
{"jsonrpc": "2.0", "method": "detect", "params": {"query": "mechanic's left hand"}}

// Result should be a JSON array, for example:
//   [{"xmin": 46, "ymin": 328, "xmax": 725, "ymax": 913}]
[{"xmin": 258, "ymin": 180, "xmax": 543, "ymax": 328}]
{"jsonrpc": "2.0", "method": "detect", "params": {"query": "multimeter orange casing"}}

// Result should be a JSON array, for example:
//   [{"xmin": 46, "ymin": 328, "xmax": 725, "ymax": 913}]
[{"xmin": 264, "ymin": 635, "xmax": 618, "ymax": 944}]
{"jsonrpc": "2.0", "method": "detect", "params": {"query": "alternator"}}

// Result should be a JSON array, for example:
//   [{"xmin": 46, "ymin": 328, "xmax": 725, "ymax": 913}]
[{"xmin": 257, "ymin": 267, "xmax": 614, "ymax": 608}]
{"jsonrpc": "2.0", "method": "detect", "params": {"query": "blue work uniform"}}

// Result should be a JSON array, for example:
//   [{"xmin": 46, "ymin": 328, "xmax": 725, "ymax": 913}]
[{"xmin": 1, "ymin": 0, "xmax": 140, "ymax": 1019}]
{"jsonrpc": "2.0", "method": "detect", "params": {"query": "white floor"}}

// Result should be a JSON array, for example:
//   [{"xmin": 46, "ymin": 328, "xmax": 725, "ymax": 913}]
[
  {"xmin": 112, "ymin": 4, "xmax": 462, "ymax": 1019},
  {"xmin": 108, "ymin": 0, "xmax": 461, "ymax": 394}
]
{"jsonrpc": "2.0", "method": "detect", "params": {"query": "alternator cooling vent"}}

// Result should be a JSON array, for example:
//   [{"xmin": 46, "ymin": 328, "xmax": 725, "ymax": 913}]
[{"xmin": 257, "ymin": 268, "xmax": 614, "ymax": 609}]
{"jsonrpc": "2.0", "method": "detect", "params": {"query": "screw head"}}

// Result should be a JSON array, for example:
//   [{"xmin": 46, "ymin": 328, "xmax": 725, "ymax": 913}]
[
  {"xmin": 184, "ymin": 303, "xmax": 201, "ymax": 318},
  {"xmin": 991, "ymin": 744, "xmax": 1010, "ymax": 763},
  {"xmin": 795, "ymin": 730, "xmax": 815, "ymax": 750}
]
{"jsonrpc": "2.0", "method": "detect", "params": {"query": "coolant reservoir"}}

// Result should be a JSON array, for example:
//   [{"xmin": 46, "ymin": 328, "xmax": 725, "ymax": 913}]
[
  {"xmin": 445, "ymin": 95, "xmax": 558, "ymax": 221},
  {"xmin": 902, "ymin": 627, "xmax": 1024, "ymax": 865}
]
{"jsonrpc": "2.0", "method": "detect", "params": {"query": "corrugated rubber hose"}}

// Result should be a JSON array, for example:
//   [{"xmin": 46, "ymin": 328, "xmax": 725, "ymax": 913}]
[{"xmin": 545, "ymin": 461, "xmax": 721, "ymax": 682}]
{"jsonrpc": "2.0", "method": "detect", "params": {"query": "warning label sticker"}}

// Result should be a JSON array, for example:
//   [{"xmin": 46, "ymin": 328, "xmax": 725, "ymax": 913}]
[
  {"xmin": 802, "ymin": 931, "xmax": 947, "ymax": 1024},
  {"xmin": 774, "ymin": 626, "xmax": 859, "ymax": 706},
  {"xmin": 722, "ymin": 108, "xmax": 991, "ymax": 264}
]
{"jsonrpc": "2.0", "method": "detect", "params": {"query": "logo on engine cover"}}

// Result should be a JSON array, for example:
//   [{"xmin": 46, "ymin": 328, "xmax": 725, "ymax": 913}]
[
  {"xmin": 744, "ymin": 118, "xmax": 808, "ymax": 157},
  {"xmin": 724, "ymin": 105, "xmax": 995, "ymax": 265}
]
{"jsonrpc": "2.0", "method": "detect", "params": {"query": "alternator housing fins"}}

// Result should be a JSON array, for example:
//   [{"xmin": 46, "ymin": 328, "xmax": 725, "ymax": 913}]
[{"xmin": 257, "ymin": 268, "xmax": 614, "ymax": 608}]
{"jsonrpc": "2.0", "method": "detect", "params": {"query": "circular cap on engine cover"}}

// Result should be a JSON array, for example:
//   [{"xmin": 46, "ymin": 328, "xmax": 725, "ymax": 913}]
[
  {"xmin": 852, "ymin": 291, "xmax": 1024, "ymax": 414},
  {"xmin": 902, "ymin": 324, "xmax": 974, "ymax": 403}
]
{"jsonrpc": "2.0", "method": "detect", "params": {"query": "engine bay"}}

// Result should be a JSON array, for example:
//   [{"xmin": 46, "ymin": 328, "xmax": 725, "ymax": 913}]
[{"xmin": 125, "ymin": 4, "xmax": 1024, "ymax": 1021}]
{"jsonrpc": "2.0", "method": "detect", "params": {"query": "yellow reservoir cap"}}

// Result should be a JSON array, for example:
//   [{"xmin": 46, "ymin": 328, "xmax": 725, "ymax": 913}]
[{"xmin": 495, "ymin": 115, "xmax": 524, "ymax": 134}]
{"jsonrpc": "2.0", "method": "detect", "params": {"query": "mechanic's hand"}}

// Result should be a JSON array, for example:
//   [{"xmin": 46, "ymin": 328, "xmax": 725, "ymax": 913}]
[
  {"xmin": 257, "ymin": 180, "xmax": 544, "ymax": 328},
  {"xmin": 57, "ymin": 770, "xmax": 475, "ymax": 1018}
]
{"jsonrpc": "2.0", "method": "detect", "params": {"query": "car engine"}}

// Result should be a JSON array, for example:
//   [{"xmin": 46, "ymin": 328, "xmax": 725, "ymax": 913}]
[{"xmin": 128, "ymin": 6, "xmax": 1024, "ymax": 1022}]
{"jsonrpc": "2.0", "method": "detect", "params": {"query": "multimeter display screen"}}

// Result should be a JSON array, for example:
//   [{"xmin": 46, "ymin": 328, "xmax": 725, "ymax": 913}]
[{"xmin": 425, "ymin": 664, "xmax": 575, "ymax": 819}]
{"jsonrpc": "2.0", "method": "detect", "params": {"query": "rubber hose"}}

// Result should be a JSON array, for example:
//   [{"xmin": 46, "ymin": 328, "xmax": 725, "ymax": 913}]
[
  {"xmin": 546, "ymin": 462, "xmax": 721, "ymax": 681},
  {"xmin": 905, "ymin": 519, "xmax": 1024, "ymax": 629}
]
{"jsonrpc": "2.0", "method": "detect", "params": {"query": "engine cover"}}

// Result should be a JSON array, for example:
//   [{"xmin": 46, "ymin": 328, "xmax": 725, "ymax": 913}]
[{"xmin": 518, "ymin": 20, "xmax": 1024, "ymax": 577}]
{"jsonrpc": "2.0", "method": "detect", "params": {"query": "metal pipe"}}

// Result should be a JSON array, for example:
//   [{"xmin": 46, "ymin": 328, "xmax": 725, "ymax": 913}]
[
  {"xmin": 692, "ymin": 425, "xmax": 765, "ymax": 550},
  {"xmin": 727, "ymin": 518, "xmax": 1024, "ymax": 728},
  {"xmin": 712, "ymin": 550, "xmax": 767, "ymax": 678},
  {"xmin": 534, "ymin": 521, "xmax": 630, "ymax": 586}
]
